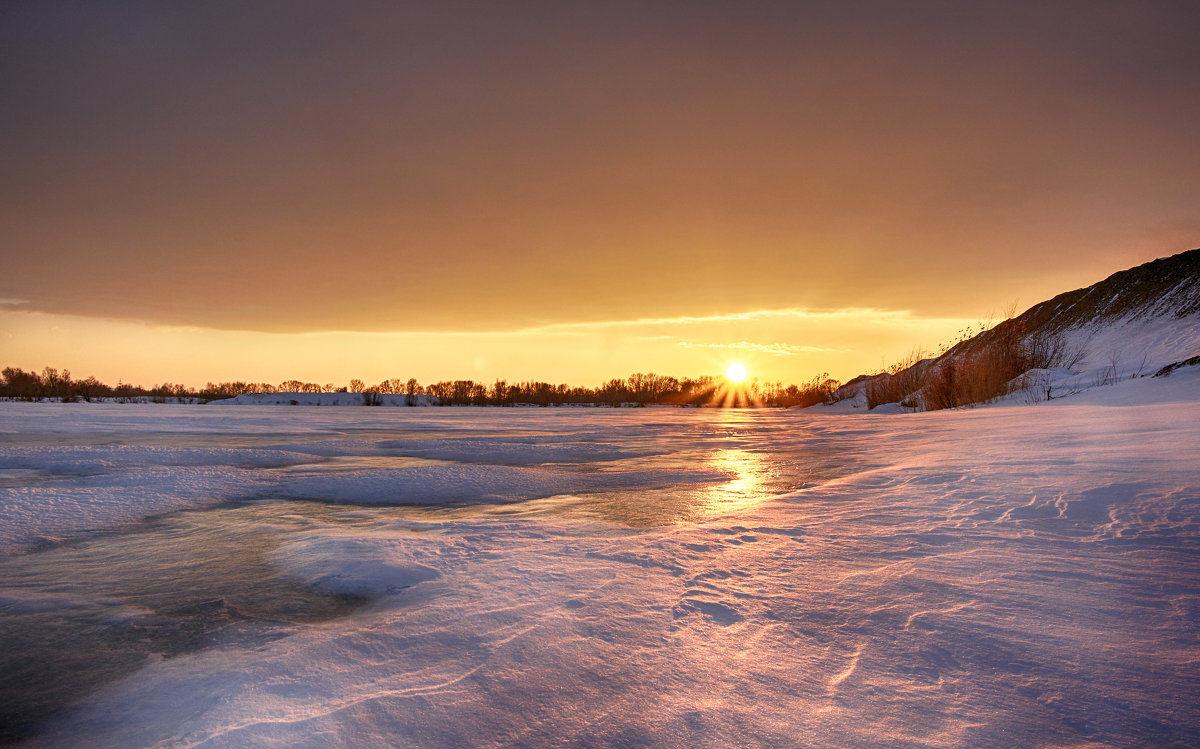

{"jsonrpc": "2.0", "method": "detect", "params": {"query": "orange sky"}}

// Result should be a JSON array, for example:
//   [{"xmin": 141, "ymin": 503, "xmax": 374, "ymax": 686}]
[
  {"xmin": 2, "ymin": 3, "xmax": 1198, "ymax": 388},
  {"xmin": 0, "ymin": 307, "xmax": 991, "ymax": 388}
]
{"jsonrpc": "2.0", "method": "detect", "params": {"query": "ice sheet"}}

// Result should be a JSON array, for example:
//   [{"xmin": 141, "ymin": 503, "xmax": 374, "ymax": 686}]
[
  {"xmin": 0, "ymin": 405, "xmax": 726, "ymax": 554},
  {"xmin": 2, "ymin": 380, "xmax": 1199, "ymax": 747}
]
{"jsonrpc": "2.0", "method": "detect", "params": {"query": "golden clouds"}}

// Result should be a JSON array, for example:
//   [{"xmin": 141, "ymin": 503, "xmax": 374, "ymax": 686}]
[{"xmin": 0, "ymin": 307, "xmax": 976, "ymax": 388}]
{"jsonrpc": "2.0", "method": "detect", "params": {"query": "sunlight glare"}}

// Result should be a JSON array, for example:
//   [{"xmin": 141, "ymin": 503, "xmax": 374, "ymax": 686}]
[{"xmin": 725, "ymin": 362, "xmax": 748, "ymax": 383}]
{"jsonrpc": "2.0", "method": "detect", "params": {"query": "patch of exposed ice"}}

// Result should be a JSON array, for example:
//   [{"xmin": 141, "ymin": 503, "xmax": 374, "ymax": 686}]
[{"xmin": 275, "ymin": 463, "xmax": 716, "ymax": 506}]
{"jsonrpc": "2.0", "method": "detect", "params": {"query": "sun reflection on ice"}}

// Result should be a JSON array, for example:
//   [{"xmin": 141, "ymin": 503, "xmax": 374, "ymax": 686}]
[{"xmin": 703, "ymin": 447, "xmax": 772, "ymax": 509}]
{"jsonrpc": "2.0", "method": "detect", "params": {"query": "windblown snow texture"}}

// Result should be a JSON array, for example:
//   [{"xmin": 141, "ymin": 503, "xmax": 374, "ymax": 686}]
[{"xmin": 1, "ymin": 376, "xmax": 1198, "ymax": 747}]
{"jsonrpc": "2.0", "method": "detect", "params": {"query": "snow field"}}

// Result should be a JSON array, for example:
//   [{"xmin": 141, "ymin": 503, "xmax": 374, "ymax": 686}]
[{"xmin": 1, "ymin": 379, "xmax": 1198, "ymax": 747}]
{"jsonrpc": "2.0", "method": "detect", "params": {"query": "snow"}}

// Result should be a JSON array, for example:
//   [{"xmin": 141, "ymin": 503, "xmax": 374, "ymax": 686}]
[
  {"xmin": 275, "ymin": 532, "xmax": 442, "ymax": 597},
  {"xmin": 1044, "ymin": 311, "xmax": 1199, "ymax": 389},
  {"xmin": 212, "ymin": 392, "xmax": 439, "ymax": 407},
  {"xmin": 824, "ymin": 308, "xmax": 1200, "ymax": 412},
  {"xmin": 2, "ymin": 378, "xmax": 1199, "ymax": 747}
]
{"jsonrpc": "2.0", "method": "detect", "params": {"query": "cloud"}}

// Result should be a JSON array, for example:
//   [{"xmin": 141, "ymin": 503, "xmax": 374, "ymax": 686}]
[
  {"xmin": 513, "ymin": 307, "xmax": 965, "ymax": 334},
  {"xmin": 674, "ymin": 341, "xmax": 833, "ymax": 356},
  {"xmin": 0, "ymin": 304, "xmax": 977, "ymax": 387}
]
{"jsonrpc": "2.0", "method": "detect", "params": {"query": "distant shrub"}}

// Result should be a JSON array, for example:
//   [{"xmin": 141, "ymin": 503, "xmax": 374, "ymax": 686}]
[{"xmin": 865, "ymin": 349, "xmax": 928, "ymax": 409}]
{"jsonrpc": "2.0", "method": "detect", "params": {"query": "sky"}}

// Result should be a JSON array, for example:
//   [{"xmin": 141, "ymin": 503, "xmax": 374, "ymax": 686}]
[{"xmin": 2, "ymin": 1, "xmax": 1198, "ymax": 388}]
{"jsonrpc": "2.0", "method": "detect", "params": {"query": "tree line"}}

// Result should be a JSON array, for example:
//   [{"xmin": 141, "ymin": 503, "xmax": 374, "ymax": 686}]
[{"xmin": 0, "ymin": 366, "xmax": 840, "ymax": 408}]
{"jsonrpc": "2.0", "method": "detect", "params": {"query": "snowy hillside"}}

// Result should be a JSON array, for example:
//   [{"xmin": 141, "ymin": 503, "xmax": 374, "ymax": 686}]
[
  {"xmin": 982, "ymin": 247, "xmax": 1199, "ymax": 384},
  {"xmin": 831, "ymin": 248, "xmax": 1200, "ymax": 410}
]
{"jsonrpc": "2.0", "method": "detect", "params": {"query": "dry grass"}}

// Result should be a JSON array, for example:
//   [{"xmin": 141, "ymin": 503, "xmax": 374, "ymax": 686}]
[
  {"xmin": 865, "ymin": 349, "xmax": 928, "ymax": 410},
  {"xmin": 863, "ymin": 318, "xmax": 1086, "ymax": 411},
  {"xmin": 922, "ymin": 323, "xmax": 1080, "ymax": 410}
]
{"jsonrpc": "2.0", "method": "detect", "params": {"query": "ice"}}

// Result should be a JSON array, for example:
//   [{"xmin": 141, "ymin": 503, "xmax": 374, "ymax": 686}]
[
  {"xmin": 2, "ymin": 379, "xmax": 1199, "ymax": 747},
  {"xmin": 275, "ymin": 464, "xmax": 717, "ymax": 506},
  {"xmin": 0, "ymin": 445, "xmax": 312, "ymax": 472},
  {"xmin": 0, "ymin": 466, "xmax": 272, "ymax": 555},
  {"xmin": 275, "ymin": 532, "xmax": 442, "ymax": 597},
  {"xmin": 0, "ymin": 405, "xmax": 723, "ymax": 554},
  {"xmin": 371, "ymin": 437, "xmax": 661, "ymax": 465}
]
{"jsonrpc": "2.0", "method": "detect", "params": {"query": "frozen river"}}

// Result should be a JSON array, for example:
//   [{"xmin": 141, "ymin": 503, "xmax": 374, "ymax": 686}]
[{"xmin": 1, "ymin": 391, "xmax": 1199, "ymax": 747}]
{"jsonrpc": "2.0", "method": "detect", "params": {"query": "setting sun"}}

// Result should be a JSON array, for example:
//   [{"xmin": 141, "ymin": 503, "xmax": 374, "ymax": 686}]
[{"xmin": 725, "ymin": 362, "xmax": 749, "ymax": 383}]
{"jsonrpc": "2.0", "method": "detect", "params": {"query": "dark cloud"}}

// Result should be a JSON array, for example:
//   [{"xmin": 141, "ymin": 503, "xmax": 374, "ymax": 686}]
[{"xmin": 2, "ymin": 1, "xmax": 1198, "ymax": 331}]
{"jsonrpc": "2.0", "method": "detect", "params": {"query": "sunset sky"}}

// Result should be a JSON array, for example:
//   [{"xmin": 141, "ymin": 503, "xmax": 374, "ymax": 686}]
[{"xmin": 2, "ymin": 1, "xmax": 1198, "ymax": 388}]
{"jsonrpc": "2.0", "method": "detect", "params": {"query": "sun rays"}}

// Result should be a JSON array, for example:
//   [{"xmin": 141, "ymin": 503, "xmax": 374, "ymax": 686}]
[{"xmin": 703, "ymin": 361, "xmax": 760, "ymax": 408}]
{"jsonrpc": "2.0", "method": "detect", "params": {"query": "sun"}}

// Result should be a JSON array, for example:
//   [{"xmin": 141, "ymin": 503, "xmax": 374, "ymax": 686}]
[{"xmin": 725, "ymin": 362, "xmax": 749, "ymax": 383}]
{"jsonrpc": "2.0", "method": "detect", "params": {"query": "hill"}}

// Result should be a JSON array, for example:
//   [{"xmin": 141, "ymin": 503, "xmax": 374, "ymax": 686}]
[{"xmin": 829, "ymin": 248, "xmax": 1200, "ymax": 411}]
